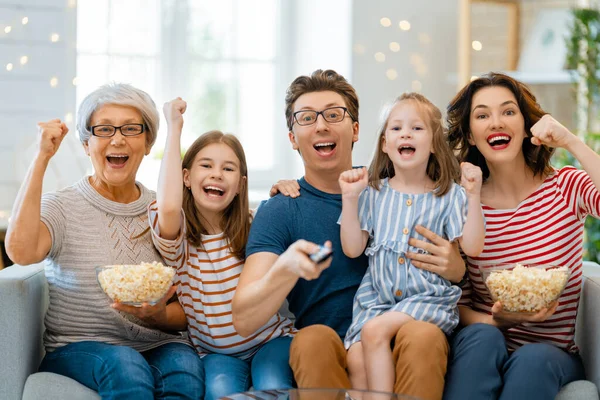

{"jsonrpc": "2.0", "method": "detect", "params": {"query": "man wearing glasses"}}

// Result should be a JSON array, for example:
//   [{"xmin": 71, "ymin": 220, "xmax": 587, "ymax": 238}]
[{"xmin": 233, "ymin": 70, "xmax": 463, "ymax": 400}]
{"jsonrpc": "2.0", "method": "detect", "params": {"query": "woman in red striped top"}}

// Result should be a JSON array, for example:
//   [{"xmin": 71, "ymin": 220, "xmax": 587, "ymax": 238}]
[{"xmin": 442, "ymin": 73, "xmax": 600, "ymax": 400}]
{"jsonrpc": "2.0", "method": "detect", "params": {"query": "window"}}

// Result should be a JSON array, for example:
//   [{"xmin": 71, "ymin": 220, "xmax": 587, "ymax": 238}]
[{"xmin": 76, "ymin": 0, "xmax": 290, "ymax": 200}]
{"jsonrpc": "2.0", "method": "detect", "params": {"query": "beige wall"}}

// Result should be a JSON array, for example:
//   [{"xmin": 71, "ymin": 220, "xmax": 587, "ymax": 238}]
[{"xmin": 471, "ymin": 0, "xmax": 581, "ymax": 130}]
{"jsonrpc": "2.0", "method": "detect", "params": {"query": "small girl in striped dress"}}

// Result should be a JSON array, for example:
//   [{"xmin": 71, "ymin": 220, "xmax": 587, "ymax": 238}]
[
  {"xmin": 148, "ymin": 98, "xmax": 295, "ymax": 400},
  {"xmin": 339, "ymin": 92, "xmax": 485, "ymax": 392}
]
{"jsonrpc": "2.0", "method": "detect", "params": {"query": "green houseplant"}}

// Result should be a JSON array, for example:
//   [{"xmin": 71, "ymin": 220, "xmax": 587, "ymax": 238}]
[{"xmin": 561, "ymin": 7, "xmax": 600, "ymax": 262}]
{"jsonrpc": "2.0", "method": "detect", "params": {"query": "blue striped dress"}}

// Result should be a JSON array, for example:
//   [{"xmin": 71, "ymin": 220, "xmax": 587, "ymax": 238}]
[{"xmin": 343, "ymin": 178, "xmax": 467, "ymax": 348}]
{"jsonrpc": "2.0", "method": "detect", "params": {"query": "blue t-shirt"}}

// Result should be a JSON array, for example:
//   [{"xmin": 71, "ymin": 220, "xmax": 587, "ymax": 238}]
[{"xmin": 246, "ymin": 177, "xmax": 368, "ymax": 338}]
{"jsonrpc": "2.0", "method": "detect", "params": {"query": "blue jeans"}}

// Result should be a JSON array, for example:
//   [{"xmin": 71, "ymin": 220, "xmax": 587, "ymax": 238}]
[
  {"xmin": 39, "ymin": 341, "xmax": 204, "ymax": 400},
  {"xmin": 203, "ymin": 336, "xmax": 294, "ymax": 400},
  {"xmin": 443, "ymin": 324, "xmax": 585, "ymax": 400}
]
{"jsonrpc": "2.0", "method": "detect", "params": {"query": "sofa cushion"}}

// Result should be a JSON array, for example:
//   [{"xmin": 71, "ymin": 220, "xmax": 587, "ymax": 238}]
[
  {"xmin": 556, "ymin": 380, "xmax": 599, "ymax": 400},
  {"xmin": 22, "ymin": 372, "xmax": 100, "ymax": 400}
]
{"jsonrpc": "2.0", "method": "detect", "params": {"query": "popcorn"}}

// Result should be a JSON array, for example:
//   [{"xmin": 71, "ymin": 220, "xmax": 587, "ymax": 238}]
[
  {"xmin": 97, "ymin": 262, "xmax": 175, "ymax": 304},
  {"xmin": 484, "ymin": 264, "xmax": 569, "ymax": 313}
]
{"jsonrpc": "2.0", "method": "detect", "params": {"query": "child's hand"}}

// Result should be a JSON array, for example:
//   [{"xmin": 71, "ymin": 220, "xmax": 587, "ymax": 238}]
[
  {"xmin": 530, "ymin": 114, "xmax": 579, "ymax": 150},
  {"xmin": 460, "ymin": 162, "xmax": 482, "ymax": 196},
  {"xmin": 270, "ymin": 180, "xmax": 300, "ymax": 198},
  {"xmin": 339, "ymin": 167, "xmax": 368, "ymax": 198},
  {"xmin": 36, "ymin": 119, "xmax": 69, "ymax": 161},
  {"xmin": 163, "ymin": 97, "xmax": 187, "ymax": 131}
]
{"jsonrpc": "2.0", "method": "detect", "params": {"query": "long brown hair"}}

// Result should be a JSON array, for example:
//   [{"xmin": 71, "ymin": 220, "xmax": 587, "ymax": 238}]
[
  {"xmin": 182, "ymin": 131, "xmax": 250, "ymax": 260},
  {"xmin": 447, "ymin": 72, "xmax": 554, "ymax": 180},
  {"xmin": 368, "ymin": 92, "xmax": 460, "ymax": 196},
  {"xmin": 285, "ymin": 69, "xmax": 359, "ymax": 130}
]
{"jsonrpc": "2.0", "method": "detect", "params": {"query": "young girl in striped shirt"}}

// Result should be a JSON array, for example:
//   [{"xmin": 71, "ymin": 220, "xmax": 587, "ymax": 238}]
[
  {"xmin": 148, "ymin": 98, "xmax": 295, "ymax": 400},
  {"xmin": 443, "ymin": 73, "xmax": 600, "ymax": 400},
  {"xmin": 339, "ymin": 92, "xmax": 485, "ymax": 394}
]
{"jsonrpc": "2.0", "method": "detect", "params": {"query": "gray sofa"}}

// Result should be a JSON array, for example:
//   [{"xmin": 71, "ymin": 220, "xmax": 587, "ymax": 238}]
[{"xmin": 1, "ymin": 262, "xmax": 600, "ymax": 400}]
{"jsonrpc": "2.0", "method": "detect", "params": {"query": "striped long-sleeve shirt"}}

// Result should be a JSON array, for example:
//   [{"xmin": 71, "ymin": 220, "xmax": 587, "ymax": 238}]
[
  {"xmin": 148, "ymin": 201, "xmax": 295, "ymax": 360},
  {"xmin": 459, "ymin": 167, "xmax": 600, "ymax": 352}
]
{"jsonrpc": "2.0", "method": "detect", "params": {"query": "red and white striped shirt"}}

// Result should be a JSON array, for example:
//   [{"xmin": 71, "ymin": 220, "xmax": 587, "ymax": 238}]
[
  {"xmin": 459, "ymin": 167, "xmax": 600, "ymax": 352},
  {"xmin": 148, "ymin": 201, "xmax": 295, "ymax": 360}
]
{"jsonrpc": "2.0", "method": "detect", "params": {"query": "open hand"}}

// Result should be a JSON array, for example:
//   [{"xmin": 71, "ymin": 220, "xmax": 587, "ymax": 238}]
[
  {"xmin": 339, "ymin": 167, "xmax": 369, "ymax": 198},
  {"xmin": 270, "ymin": 180, "xmax": 300, "ymax": 198},
  {"xmin": 407, "ymin": 225, "xmax": 465, "ymax": 283},
  {"xmin": 490, "ymin": 300, "xmax": 558, "ymax": 329},
  {"xmin": 111, "ymin": 285, "xmax": 178, "ymax": 326}
]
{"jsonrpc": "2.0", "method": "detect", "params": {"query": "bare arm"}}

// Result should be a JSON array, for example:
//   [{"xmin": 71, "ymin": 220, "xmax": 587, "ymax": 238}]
[
  {"xmin": 6, "ymin": 120, "xmax": 68, "ymax": 265},
  {"xmin": 232, "ymin": 240, "xmax": 332, "ymax": 337},
  {"xmin": 567, "ymin": 137, "xmax": 600, "ymax": 192},
  {"xmin": 339, "ymin": 167, "xmax": 369, "ymax": 258},
  {"xmin": 458, "ymin": 162, "xmax": 485, "ymax": 257},
  {"xmin": 156, "ymin": 98, "xmax": 187, "ymax": 240},
  {"xmin": 340, "ymin": 195, "xmax": 369, "ymax": 258},
  {"xmin": 459, "ymin": 195, "xmax": 485, "ymax": 257}
]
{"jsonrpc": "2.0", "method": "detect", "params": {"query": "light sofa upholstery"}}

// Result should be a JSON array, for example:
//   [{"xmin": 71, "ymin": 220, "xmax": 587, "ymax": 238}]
[{"xmin": 1, "ymin": 262, "xmax": 599, "ymax": 400}]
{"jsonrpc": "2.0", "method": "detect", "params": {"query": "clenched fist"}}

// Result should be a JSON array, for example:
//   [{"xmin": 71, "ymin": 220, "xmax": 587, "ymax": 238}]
[
  {"xmin": 339, "ymin": 167, "xmax": 369, "ymax": 198},
  {"xmin": 460, "ymin": 162, "xmax": 482, "ymax": 196},
  {"xmin": 530, "ymin": 114, "xmax": 577, "ymax": 150},
  {"xmin": 37, "ymin": 119, "xmax": 68, "ymax": 160},
  {"xmin": 163, "ymin": 97, "xmax": 187, "ymax": 131}
]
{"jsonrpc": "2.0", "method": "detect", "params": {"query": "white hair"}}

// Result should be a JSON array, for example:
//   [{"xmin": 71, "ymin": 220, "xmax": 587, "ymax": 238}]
[{"xmin": 76, "ymin": 83, "xmax": 159, "ymax": 148}]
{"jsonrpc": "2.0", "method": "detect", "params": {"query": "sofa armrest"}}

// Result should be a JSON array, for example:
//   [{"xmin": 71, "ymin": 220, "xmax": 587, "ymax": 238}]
[
  {"xmin": 577, "ymin": 261, "xmax": 600, "ymax": 391},
  {"xmin": 0, "ymin": 264, "xmax": 48, "ymax": 400}
]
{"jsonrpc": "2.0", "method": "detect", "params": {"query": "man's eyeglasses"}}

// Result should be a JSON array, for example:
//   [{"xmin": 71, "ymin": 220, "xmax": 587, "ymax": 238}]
[
  {"xmin": 90, "ymin": 124, "xmax": 145, "ymax": 138},
  {"xmin": 292, "ymin": 107, "xmax": 355, "ymax": 127}
]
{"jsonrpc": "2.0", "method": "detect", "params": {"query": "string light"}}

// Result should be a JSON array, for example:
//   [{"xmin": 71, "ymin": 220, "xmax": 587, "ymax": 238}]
[
  {"xmin": 65, "ymin": 113, "xmax": 74, "ymax": 123},
  {"xmin": 72, "ymin": 77, "xmax": 79, "ymax": 86},
  {"xmin": 4, "ymin": 26, "xmax": 12, "ymax": 34},
  {"xmin": 399, "ymin": 20, "xmax": 411, "ymax": 31},
  {"xmin": 6, "ymin": 63, "xmax": 13, "ymax": 72},
  {"xmin": 20, "ymin": 56, "xmax": 28, "ymax": 65},
  {"xmin": 389, "ymin": 42, "xmax": 400, "ymax": 52},
  {"xmin": 472, "ymin": 40, "xmax": 483, "ymax": 51},
  {"xmin": 21, "ymin": 17, "xmax": 28, "ymax": 25},
  {"xmin": 380, "ymin": 17, "xmax": 391, "ymax": 27},
  {"xmin": 374, "ymin": 52, "xmax": 386, "ymax": 63},
  {"xmin": 386, "ymin": 69, "xmax": 398, "ymax": 80},
  {"xmin": 51, "ymin": 33, "xmax": 60, "ymax": 42},
  {"xmin": 50, "ymin": 77, "xmax": 59, "ymax": 87}
]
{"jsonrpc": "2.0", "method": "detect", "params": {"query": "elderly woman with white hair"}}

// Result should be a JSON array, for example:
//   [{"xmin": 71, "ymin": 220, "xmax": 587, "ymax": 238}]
[{"xmin": 5, "ymin": 83, "xmax": 205, "ymax": 399}]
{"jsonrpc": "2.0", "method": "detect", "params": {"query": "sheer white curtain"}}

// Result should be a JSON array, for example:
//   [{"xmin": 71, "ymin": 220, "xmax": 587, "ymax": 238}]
[{"xmin": 76, "ymin": 0, "xmax": 288, "ymax": 200}]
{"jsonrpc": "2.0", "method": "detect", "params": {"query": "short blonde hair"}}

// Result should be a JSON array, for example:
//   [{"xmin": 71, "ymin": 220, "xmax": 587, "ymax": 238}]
[{"xmin": 76, "ymin": 83, "xmax": 159, "ymax": 149}]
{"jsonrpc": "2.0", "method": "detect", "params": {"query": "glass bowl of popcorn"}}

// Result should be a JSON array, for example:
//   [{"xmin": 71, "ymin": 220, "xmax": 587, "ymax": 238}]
[
  {"xmin": 479, "ymin": 263, "xmax": 569, "ymax": 313},
  {"xmin": 96, "ymin": 262, "xmax": 176, "ymax": 306}
]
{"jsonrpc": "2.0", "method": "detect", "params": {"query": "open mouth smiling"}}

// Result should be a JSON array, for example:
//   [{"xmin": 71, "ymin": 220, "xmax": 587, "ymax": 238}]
[
  {"xmin": 203, "ymin": 185, "xmax": 225, "ymax": 197},
  {"xmin": 487, "ymin": 134, "xmax": 511, "ymax": 149},
  {"xmin": 106, "ymin": 154, "xmax": 129, "ymax": 165},
  {"xmin": 314, "ymin": 142, "xmax": 336, "ymax": 153}
]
